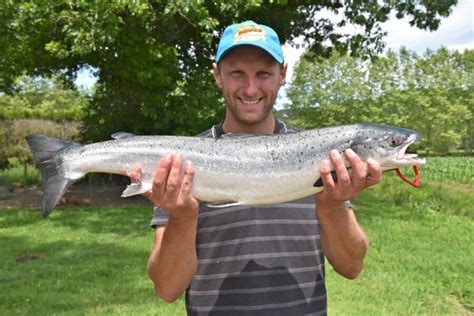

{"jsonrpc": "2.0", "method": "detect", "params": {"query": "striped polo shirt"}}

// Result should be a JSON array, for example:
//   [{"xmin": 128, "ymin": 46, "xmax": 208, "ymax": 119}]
[{"xmin": 151, "ymin": 120, "xmax": 327, "ymax": 315}]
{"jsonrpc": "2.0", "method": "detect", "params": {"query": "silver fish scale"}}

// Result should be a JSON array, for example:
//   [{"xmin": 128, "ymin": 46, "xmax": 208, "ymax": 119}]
[
  {"xmin": 26, "ymin": 123, "xmax": 424, "ymax": 214},
  {"xmin": 62, "ymin": 125, "xmax": 362, "ymax": 179},
  {"xmin": 59, "ymin": 126, "xmax": 364, "ymax": 204}
]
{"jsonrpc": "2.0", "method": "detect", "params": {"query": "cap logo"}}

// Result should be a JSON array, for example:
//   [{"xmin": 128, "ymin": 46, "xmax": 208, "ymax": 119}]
[{"xmin": 233, "ymin": 25, "xmax": 266, "ymax": 43}]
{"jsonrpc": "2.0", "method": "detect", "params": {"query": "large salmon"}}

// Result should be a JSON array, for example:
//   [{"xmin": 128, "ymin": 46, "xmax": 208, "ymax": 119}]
[{"xmin": 26, "ymin": 123, "xmax": 426, "ymax": 217}]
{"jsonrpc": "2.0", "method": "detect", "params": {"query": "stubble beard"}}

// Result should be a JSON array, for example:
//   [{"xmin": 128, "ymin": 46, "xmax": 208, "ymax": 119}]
[{"xmin": 226, "ymin": 96, "xmax": 275, "ymax": 127}]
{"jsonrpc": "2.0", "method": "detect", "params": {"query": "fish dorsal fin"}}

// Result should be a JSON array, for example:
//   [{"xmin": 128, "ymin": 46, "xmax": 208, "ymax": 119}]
[{"xmin": 111, "ymin": 132, "xmax": 136, "ymax": 140}]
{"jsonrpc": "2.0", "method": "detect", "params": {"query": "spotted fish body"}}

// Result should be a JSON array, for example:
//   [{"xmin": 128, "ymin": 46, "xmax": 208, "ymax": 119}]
[{"xmin": 26, "ymin": 123, "xmax": 426, "ymax": 217}]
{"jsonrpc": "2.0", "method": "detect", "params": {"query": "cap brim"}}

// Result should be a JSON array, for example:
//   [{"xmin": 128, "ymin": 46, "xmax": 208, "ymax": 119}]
[{"xmin": 217, "ymin": 42, "xmax": 284, "ymax": 64}]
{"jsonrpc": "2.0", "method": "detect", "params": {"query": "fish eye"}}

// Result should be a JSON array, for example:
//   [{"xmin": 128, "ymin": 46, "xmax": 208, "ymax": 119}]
[{"xmin": 389, "ymin": 135, "xmax": 404, "ymax": 147}]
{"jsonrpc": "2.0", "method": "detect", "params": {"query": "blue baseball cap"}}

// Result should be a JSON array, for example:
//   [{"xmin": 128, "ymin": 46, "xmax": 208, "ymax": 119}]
[{"xmin": 216, "ymin": 21, "xmax": 284, "ymax": 64}]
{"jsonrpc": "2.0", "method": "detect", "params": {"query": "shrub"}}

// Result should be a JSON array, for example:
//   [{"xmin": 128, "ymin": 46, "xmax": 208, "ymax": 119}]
[{"xmin": 0, "ymin": 118, "xmax": 81, "ymax": 168}]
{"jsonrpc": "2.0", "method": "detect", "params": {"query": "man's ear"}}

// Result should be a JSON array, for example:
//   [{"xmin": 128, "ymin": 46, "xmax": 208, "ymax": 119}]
[
  {"xmin": 280, "ymin": 63, "xmax": 288, "ymax": 86},
  {"xmin": 213, "ymin": 63, "xmax": 223, "ymax": 89}
]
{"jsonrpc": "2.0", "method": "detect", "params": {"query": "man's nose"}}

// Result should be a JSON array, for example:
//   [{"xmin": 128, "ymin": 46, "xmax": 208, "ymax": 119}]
[{"xmin": 243, "ymin": 76, "xmax": 259, "ymax": 96}]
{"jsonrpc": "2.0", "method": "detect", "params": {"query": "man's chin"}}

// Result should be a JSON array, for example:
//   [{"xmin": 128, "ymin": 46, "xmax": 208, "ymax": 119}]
[{"xmin": 235, "ymin": 114, "xmax": 266, "ymax": 126}]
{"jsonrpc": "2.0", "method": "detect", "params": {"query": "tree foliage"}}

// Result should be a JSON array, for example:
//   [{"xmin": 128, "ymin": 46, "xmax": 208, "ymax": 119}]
[
  {"xmin": 0, "ymin": 75, "xmax": 89, "ymax": 121},
  {"xmin": 285, "ymin": 48, "xmax": 473, "ymax": 154},
  {"xmin": 0, "ymin": 0, "xmax": 457, "ymax": 140},
  {"xmin": 0, "ymin": 75, "xmax": 86, "ymax": 168}
]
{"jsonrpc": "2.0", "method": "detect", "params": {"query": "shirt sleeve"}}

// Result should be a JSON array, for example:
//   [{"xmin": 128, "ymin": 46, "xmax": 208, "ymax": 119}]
[{"xmin": 150, "ymin": 206, "xmax": 169, "ymax": 228}]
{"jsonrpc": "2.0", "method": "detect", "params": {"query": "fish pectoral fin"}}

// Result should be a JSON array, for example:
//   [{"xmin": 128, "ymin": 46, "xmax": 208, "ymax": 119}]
[
  {"xmin": 313, "ymin": 178, "xmax": 323, "ymax": 188},
  {"xmin": 121, "ymin": 183, "xmax": 152, "ymax": 197},
  {"xmin": 314, "ymin": 167, "xmax": 354, "ymax": 187},
  {"xmin": 314, "ymin": 170, "xmax": 338, "ymax": 187},
  {"xmin": 207, "ymin": 201, "xmax": 241, "ymax": 208}
]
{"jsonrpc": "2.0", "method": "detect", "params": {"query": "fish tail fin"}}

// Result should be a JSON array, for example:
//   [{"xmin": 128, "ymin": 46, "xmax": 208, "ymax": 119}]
[{"xmin": 25, "ymin": 134, "xmax": 81, "ymax": 218}]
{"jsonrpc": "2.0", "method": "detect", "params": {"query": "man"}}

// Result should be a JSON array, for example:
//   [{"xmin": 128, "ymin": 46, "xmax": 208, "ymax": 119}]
[{"xmin": 139, "ymin": 21, "xmax": 381, "ymax": 315}]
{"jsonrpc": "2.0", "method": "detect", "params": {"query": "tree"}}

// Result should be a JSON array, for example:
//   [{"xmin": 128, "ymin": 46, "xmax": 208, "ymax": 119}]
[
  {"xmin": 0, "ymin": 74, "xmax": 87, "ymax": 168},
  {"xmin": 0, "ymin": 0, "xmax": 457, "ymax": 140},
  {"xmin": 285, "ymin": 48, "xmax": 473, "ymax": 154},
  {"xmin": 0, "ymin": 75, "xmax": 89, "ymax": 121}
]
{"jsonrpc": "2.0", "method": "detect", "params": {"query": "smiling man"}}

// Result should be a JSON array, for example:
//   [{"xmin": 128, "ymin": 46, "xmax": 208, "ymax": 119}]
[
  {"xmin": 214, "ymin": 45, "xmax": 281, "ymax": 133},
  {"xmin": 142, "ymin": 21, "xmax": 381, "ymax": 315}
]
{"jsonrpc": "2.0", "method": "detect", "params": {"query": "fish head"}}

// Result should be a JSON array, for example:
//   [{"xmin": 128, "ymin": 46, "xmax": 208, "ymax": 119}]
[{"xmin": 351, "ymin": 124, "xmax": 426, "ymax": 171}]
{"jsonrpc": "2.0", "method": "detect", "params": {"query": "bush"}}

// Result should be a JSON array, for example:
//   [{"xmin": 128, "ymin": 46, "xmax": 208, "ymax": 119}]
[
  {"xmin": 0, "ymin": 118, "xmax": 81, "ymax": 168},
  {"xmin": 0, "ymin": 163, "xmax": 41, "ymax": 188}
]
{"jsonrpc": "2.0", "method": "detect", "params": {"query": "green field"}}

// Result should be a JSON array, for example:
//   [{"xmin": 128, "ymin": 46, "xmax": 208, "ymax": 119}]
[
  {"xmin": 418, "ymin": 156, "xmax": 474, "ymax": 187},
  {"xmin": 0, "ymin": 157, "xmax": 473, "ymax": 315}
]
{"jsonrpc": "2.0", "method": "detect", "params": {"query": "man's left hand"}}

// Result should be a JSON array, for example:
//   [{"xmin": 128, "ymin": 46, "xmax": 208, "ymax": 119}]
[{"xmin": 318, "ymin": 148, "xmax": 382, "ymax": 205}]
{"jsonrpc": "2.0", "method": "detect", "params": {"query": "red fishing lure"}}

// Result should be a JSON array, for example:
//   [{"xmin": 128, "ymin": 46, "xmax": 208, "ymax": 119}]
[{"xmin": 396, "ymin": 165, "xmax": 421, "ymax": 188}]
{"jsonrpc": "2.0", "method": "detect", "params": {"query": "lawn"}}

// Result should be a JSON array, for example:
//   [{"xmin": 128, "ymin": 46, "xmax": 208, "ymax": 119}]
[
  {"xmin": 327, "ymin": 172, "xmax": 473, "ymax": 315},
  {"xmin": 0, "ymin": 206, "xmax": 186, "ymax": 315},
  {"xmin": 0, "ymin": 158, "xmax": 472, "ymax": 315}
]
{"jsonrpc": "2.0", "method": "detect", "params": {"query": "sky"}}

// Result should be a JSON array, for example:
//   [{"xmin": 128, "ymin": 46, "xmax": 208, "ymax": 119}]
[
  {"xmin": 282, "ymin": 0, "xmax": 474, "ymax": 84},
  {"xmin": 75, "ymin": 0, "xmax": 473, "ymax": 91}
]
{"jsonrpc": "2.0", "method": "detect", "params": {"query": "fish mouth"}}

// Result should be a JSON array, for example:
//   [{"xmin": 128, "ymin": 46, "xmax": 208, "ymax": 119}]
[{"xmin": 395, "ymin": 133, "xmax": 426, "ymax": 166}]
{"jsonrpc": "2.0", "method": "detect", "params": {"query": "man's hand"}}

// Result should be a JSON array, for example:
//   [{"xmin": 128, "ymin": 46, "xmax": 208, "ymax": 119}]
[
  {"xmin": 135, "ymin": 155, "xmax": 199, "ymax": 302},
  {"xmin": 316, "ymin": 148, "xmax": 379, "ymax": 279},
  {"xmin": 131, "ymin": 154, "xmax": 199, "ymax": 221},
  {"xmin": 317, "ymin": 148, "xmax": 382, "ymax": 207}
]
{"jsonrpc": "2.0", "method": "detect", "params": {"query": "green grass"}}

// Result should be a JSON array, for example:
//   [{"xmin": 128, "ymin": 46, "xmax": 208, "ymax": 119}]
[
  {"xmin": 327, "ymin": 173, "xmax": 473, "ymax": 315},
  {"xmin": 0, "ymin": 207, "xmax": 186, "ymax": 315},
  {"xmin": 0, "ymin": 157, "xmax": 473, "ymax": 315},
  {"xmin": 421, "ymin": 156, "xmax": 474, "ymax": 187}
]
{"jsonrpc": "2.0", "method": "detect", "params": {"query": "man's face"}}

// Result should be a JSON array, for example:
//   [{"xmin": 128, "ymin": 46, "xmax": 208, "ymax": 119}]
[{"xmin": 213, "ymin": 46, "xmax": 287, "ymax": 127}]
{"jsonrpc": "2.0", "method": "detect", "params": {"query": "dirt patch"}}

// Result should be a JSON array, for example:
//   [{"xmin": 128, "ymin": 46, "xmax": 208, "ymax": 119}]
[
  {"xmin": 448, "ymin": 295, "xmax": 473, "ymax": 315},
  {"xmin": 0, "ymin": 183, "xmax": 150, "ymax": 210}
]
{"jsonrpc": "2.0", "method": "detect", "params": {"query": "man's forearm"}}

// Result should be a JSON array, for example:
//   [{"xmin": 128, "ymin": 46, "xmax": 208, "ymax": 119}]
[
  {"xmin": 147, "ymin": 216, "xmax": 198, "ymax": 302},
  {"xmin": 317, "ymin": 201, "xmax": 368, "ymax": 279}
]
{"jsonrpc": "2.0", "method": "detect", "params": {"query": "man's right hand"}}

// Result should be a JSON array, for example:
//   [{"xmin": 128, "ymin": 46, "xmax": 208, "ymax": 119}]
[
  {"xmin": 131, "ymin": 154, "xmax": 199, "ymax": 221},
  {"xmin": 133, "ymin": 155, "xmax": 199, "ymax": 302}
]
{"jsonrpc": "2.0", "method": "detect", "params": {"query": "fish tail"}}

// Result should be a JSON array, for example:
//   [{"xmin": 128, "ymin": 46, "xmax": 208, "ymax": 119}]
[{"xmin": 25, "ymin": 134, "xmax": 81, "ymax": 218}]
